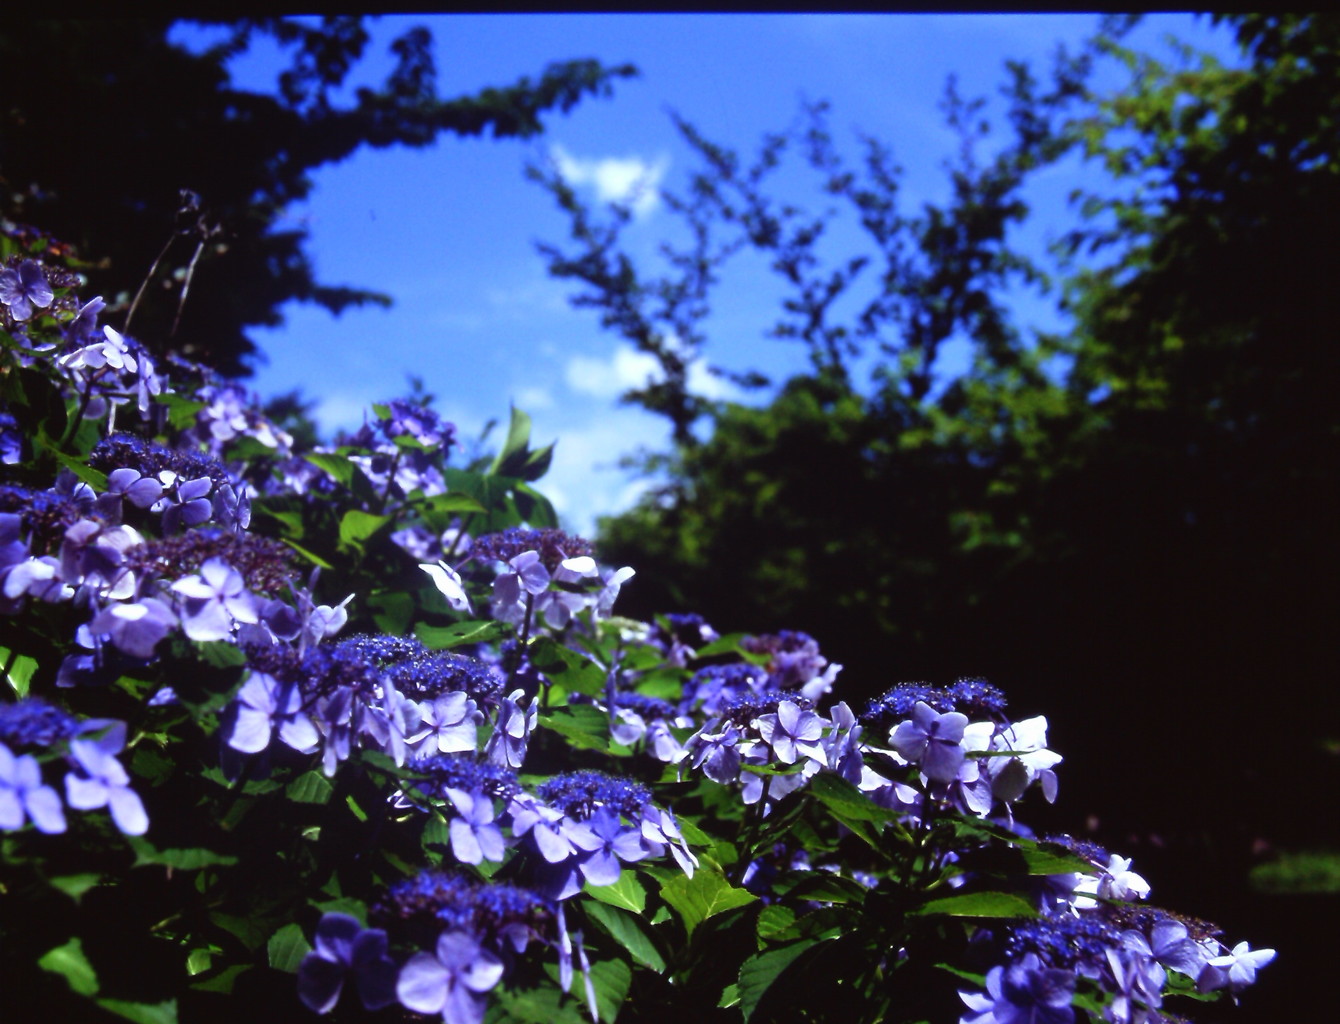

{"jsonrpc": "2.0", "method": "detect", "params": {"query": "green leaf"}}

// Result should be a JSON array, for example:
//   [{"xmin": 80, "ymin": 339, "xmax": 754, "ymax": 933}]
[
  {"xmin": 718, "ymin": 983, "xmax": 741, "ymax": 1009},
  {"xmin": 489, "ymin": 405, "xmax": 534, "ymax": 476},
  {"xmin": 529, "ymin": 636, "xmax": 606, "ymax": 696},
  {"xmin": 738, "ymin": 939, "xmax": 823, "ymax": 1022},
  {"xmin": 187, "ymin": 965, "xmax": 249, "ymax": 995},
  {"xmin": 514, "ymin": 481, "xmax": 558, "ymax": 526},
  {"xmin": 362, "ymin": 590, "xmax": 411, "ymax": 635},
  {"xmin": 807, "ymin": 772, "xmax": 901, "ymax": 823},
  {"xmin": 305, "ymin": 452, "xmax": 356, "ymax": 486},
  {"xmin": 489, "ymin": 982, "xmax": 587, "ymax": 1024},
  {"xmin": 586, "ymin": 955, "xmax": 632, "ymax": 1024},
  {"xmin": 583, "ymin": 900, "xmax": 666, "ymax": 972},
  {"xmin": 283, "ymin": 539, "xmax": 334, "ymax": 570},
  {"xmin": 775, "ymin": 871, "xmax": 870, "ymax": 905},
  {"xmin": 415, "ymin": 619, "xmax": 511, "ymax": 649},
  {"xmin": 96, "ymin": 998, "xmax": 179, "ymax": 1024},
  {"xmin": 585, "ymin": 871, "xmax": 646, "ymax": 913},
  {"xmin": 267, "ymin": 923, "xmax": 312, "ymax": 974},
  {"xmin": 48, "ymin": 873, "xmax": 102, "ymax": 902},
  {"xmin": 538, "ymin": 704, "xmax": 611, "ymax": 751},
  {"xmin": 125, "ymin": 836, "xmax": 238, "ymax": 871},
  {"xmin": 1, "ymin": 647, "xmax": 38, "ymax": 698},
  {"xmin": 286, "ymin": 771, "xmax": 334, "ymax": 805},
  {"xmin": 660, "ymin": 867, "xmax": 757, "ymax": 939},
  {"xmin": 194, "ymin": 641, "xmax": 248, "ymax": 669},
  {"xmin": 338, "ymin": 509, "xmax": 391, "ymax": 552},
  {"xmin": 911, "ymin": 890, "xmax": 1036, "ymax": 918},
  {"xmin": 186, "ymin": 948, "xmax": 214, "ymax": 975},
  {"xmin": 155, "ymin": 392, "xmax": 207, "ymax": 431},
  {"xmin": 756, "ymin": 904, "xmax": 798, "ymax": 944},
  {"xmin": 39, "ymin": 936, "xmax": 100, "ymax": 996}
]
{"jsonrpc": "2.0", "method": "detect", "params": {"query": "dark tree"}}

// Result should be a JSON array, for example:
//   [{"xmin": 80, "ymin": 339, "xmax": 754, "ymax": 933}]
[{"xmin": 0, "ymin": 17, "xmax": 636, "ymax": 375}]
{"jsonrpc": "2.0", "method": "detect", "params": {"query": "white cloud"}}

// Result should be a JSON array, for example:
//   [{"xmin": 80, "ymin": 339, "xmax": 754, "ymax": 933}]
[
  {"xmin": 513, "ymin": 385, "xmax": 554, "ymax": 411},
  {"xmin": 313, "ymin": 392, "xmax": 373, "ymax": 436},
  {"xmin": 564, "ymin": 342, "xmax": 742, "ymax": 403},
  {"xmin": 565, "ymin": 346, "xmax": 662, "ymax": 399},
  {"xmin": 550, "ymin": 144, "xmax": 669, "ymax": 218}
]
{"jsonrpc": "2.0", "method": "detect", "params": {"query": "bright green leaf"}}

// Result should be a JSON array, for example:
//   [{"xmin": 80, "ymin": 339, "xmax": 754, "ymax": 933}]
[
  {"xmin": 48, "ymin": 873, "xmax": 101, "ymax": 902},
  {"xmin": 415, "ymin": 619, "xmax": 511, "ymax": 650},
  {"xmin": 38, "ymin": 937, "xmax": 100, "ymax": 996},
  {"xmin": 660, "ymin": 867, "xmax": 757, "ymax": 939},
  {"xmin": 267, "ymin": 923, "xmax": 312, "ymax": 974},
  {"xmin": 912, "ymin": 890, "xmax": 1036, "ymax": 918},
  {"xmin": 96, "ymin": 998, "xmax": 179, "ymax": 1024},
  {"xmin": 286, "ymin": 771, "xmax": 334, "ymax": 805},
  {"xmin": 585, "ymin": 871, "xmax": 646, "ymax": 913}
]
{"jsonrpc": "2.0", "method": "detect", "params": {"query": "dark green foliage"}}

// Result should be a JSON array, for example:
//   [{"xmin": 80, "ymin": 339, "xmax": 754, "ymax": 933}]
[
  {"xmin": 537, "ymin": 18, "xmax": 1339, "ymax": 1020},
  {"xmin": 0, "ymin": 18, "xmax": 635, "ymax": 375}
]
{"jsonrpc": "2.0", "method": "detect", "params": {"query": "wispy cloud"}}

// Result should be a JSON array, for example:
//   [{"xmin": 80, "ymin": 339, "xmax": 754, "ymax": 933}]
[{"xmin": 550, "ymin": 144, "xmax": 669, "ymax": 219}]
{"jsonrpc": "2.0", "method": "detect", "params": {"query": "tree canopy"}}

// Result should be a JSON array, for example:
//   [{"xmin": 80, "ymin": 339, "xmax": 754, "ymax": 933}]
[
  {"xmin": 0, "ymin": 17, "xmax": 636, "ymax": 376},
  {"xmin": 532, "ymin": 16, "xmax": 1340, "ymax": 996}
]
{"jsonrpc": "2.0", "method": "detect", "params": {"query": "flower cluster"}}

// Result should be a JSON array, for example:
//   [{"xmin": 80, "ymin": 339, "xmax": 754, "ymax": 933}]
[{"xmin": 0, "ymin": 249, "xmax": 1274, "ymax": 1024}]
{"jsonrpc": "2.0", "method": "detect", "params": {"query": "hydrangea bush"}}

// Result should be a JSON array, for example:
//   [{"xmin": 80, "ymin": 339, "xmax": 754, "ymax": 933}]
[{"xmin": 0, "ymin": 233, "xmax": 1273, "ymax": 1024}]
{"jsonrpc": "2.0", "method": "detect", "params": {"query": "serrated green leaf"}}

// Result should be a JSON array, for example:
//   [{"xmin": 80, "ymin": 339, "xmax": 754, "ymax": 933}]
[
  {"xmin": 585, "ymin": 871, "xmax": 646, "ymax": 913},
  {"xmin": 912, "ymin": 890, "xmax": 1037, "ymax": 918},
  {"xmin": 286, "ymin": 771, "xmax": 334, "ymax": 805},
  {"xmin": 583, "ymin": 900, "xmax": 666, "ymax": 972},
  {"xmin": 586, "ymin": 955, "xmax": 632, "ymax": 1024},
  {"xmin": 415, "ymin": 619, "xmax": 511, "ymax": 649},
  {"xmin": 738, "ymin": 939, "xmax": 823, "ymax": 1022},
  {"xmin": 660, "ymin": 867, "xmax": 757, "ymax": 939},
  {"xmin": 96, "ymin": 997, "xmax": 179, "ymax": 1024},
  {"xmin": 194, "ymin": 641, "xmax": 248, "ymax": 669},
  {"xmin": 756, "ymin": 904, "xmax": 798, "ymax": 944},
  {"xmin": 186, "ymin": 948, "xmax": 213, "ymax": 976},
  {"xmin": 155, "ymin": 392, "xmax": 207, "ymax": 431},
  {"xmin": 718, "ymin": 982, "xmax": 741, "ymax": 1008},
  {"xmin": 488, "ymin": 982, "xmax": 587, "ymax": 1024},
  {"xmin": 267, "ymin": 922, "xmax": 312, "ymax": 974},
  {"xmin": 538, "ymin": 704, "xmax": 611, "ymax": 751},
  {"xmin": 38, "ymin": 936, "xmax": 100, "ymax": 996}
]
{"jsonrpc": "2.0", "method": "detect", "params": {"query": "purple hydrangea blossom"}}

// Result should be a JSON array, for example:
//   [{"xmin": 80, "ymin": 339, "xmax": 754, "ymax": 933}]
[
  {"xmin": 959, "ymin": 954, "xmax": 1076, "ymax": 1024},
  {"xmin": 0, "ymin": 740, "xmax": 67, "ymax": 833},
  {"xmin": 171, "ymin": 557, "xmax": 259, "ymax": 642},
  {"xmin": 0, "ymin": 260, "xmax": 54, "ymax": 321},
  {"xmin": 297, "ymin": 913, "xmax": 398, "ymax": 1014},
  {"xmin": 445, "ymin": 787, "xmax": 507, "ymax": 865},
  {"xmin": 891, "ymin": 701, "xmax": 971, "ymax": 784},
  {"xmin": 86, "ymin": 596, "xmax": 178, "ymax": 659},
  {"xmin": 225, "ymin": 672, "xmax": 320, "ymax": 756},
  {"xmin": 754, "ymin": 698, "xmax": 825, "ymax": 765},
  {"xmin": 483, "ymin": 689, "xmax": 536, "ymax": 769},
  {"xmin": 396, "ymin": 929, "xmax": 505, "ymax": 1024},
  {"xmin": 1197, "ymin": 941, "xmax": 1276, "ymax": 997},
  {"xmin": 64, "ymin": 719, "xmax": 148, "ymax": 835}
]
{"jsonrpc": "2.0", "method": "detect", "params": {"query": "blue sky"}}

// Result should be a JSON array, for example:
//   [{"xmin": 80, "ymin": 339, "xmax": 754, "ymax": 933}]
[{"xmin": 172, "ymin": 14, "xmax": 1241, "ymax": 535}]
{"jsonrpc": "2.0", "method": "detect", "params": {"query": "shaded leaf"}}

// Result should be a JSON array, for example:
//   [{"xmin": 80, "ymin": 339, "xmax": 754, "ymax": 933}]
[
  {"xmin": 584, "ymin": 900, "xmax": 667, "ymax": 971},
  {"xmin": 38, "ymin": 936, "xmax": 99, "ymax": 996},
  {"xmin": 738, "ymin": 939, "xmax": 823, "ymax": 1022}
]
